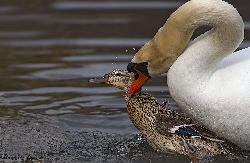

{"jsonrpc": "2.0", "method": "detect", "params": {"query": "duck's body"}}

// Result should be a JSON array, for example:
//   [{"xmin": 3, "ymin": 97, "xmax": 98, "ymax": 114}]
[
  {"xmin": 125, "ymin": 93, "xmax": 232, "ymax": 159},
  {"xmin": 129, "ymin": 0, "xmax": 250, "ymax": 150},
  {"xmin": 90, "ymin": 70, "xmax": 239, "ymax": 161}
]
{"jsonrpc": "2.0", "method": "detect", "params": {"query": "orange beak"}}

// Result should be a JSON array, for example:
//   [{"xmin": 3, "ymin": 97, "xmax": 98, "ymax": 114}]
[{"xmin": 128, "ymin": 70, "xmax": 149, "ymax": 96}]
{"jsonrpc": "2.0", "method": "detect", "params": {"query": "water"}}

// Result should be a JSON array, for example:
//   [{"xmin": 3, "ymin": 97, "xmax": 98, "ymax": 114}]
[{"xmin": 0, "ymin": 0, "xmax": 249, "ymax": 162}]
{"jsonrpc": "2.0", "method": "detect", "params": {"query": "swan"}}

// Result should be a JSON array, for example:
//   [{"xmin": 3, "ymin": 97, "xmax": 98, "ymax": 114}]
[
  {"xmin": 90, "ymin": 69, "xmax": 239, "ymax": 162},
  {"xmin": 126, "ymin": 0, "xmax": 250, "ymax": 150}
]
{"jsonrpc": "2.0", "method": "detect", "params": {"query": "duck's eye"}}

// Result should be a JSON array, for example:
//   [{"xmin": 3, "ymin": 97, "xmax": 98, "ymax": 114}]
[{"xmin": 115, "ymin": 73, "xmax": 122, "ymax": 76}]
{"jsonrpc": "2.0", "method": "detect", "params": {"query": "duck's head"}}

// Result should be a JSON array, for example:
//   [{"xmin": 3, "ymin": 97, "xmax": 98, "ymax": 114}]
[
  {"xmin": 89, "ymin": 69, "xmax": 134, "ymax": 92},
  {"xmin": 90, "ymin": 69, "xmax": 160, "ymax": 133}
]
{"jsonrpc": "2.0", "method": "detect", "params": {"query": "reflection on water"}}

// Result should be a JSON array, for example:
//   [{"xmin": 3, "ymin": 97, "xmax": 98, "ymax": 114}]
[
  {"xmin": 53, "ymin": 1, "xmax": 182, "ymax": 10},
  {"xmin": 0, "ymin": 38, "xmax": 149, "ymax": 47},
  {"xmin": 0, "ymin": 0, "xmax": 249, "ymax": 162}
]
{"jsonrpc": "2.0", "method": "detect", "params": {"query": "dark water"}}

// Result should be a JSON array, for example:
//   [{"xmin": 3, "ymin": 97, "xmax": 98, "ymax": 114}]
[{"xmin": 0, "ymin": 0, "xmax": 249, "ymax": 162}]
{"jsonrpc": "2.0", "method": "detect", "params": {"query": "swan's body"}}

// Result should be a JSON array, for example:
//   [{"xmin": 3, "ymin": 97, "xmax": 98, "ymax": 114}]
[{"xmin": 131, "ymin": 0, "xmax": 250, "ymax": 150}]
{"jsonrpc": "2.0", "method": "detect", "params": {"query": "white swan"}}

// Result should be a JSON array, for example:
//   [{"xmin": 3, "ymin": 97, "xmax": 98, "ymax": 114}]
[{"xmin": 127, "ymin": 0, "xmax": 250, "ymax": 150}]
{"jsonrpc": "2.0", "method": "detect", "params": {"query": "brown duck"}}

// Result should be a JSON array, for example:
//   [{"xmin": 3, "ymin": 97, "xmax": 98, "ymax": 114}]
[{"xmin": 90, "ymin": 69, "xmax": 239, "ymax": 162}]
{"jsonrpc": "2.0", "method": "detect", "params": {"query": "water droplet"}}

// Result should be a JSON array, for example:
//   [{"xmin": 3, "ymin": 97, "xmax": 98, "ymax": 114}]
[
  {"xmin": 115, "ymin": 56, "xmax": 118, "ymax": 59},
  {"xmin": 137, "ymin": 135, "xmax": 143, "ymax": 141}
]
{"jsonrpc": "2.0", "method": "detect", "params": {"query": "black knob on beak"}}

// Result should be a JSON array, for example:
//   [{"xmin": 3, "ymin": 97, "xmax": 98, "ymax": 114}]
[
  {"xmin": 127, "ymin": 62, "xmax": 136, "ymax": 73},
  {"xmin": 127, "ymin": 62, "xmax": 151, "ymax": 78}
]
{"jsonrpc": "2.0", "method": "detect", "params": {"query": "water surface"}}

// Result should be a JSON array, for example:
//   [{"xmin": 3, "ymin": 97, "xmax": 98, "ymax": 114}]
[{"xmin": 0, "ymin": 0, "xmax": 249, "ymax": 162}]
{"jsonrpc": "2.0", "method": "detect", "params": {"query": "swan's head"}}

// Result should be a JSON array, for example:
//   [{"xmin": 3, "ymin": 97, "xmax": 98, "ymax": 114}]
[{"xmin": 89, "ymin": 69, "xmax": 134, "ymax": 92}]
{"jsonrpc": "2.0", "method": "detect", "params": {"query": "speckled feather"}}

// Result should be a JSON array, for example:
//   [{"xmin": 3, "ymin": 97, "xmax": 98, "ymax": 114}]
[
  {"xmin": 93, "ymin": 69, "xmax": 241, "ymax": 160},
  {"xmin": 125, "ymin": 92, "xmax": 233, "ymax": 158}
]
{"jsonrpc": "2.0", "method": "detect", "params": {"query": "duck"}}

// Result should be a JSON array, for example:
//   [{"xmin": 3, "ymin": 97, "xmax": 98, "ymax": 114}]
[
  {"xmin": 125, "ymin": 0, "xmax": 250, "ymax": 150},
  {"xmin": 90, "ymin": 69, "xmax": 241, "ymax": 162}
]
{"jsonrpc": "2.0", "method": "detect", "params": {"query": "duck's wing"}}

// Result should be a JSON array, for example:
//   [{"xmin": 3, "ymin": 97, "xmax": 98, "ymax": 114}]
[
  {"xmin": 155, "ymin": 110, "xmax": 226, "ymax": 142},
  {"xmin": 170, "ymin": 124, "xmax": 200, "ymax": 137},
  {"xmin": 171, "ymin": 124, "xmax": 226, "ymax": 143},
  {"xmin": 194, "ymin": 125, "xmax": 226, "ymax": 143},
  {"xmin": 155, "ymin": 111, "xmax": 194, "ymax": 137},
  {"xmin": 218, "ymin": 47, "xmax": 250, "ymax": 69}
]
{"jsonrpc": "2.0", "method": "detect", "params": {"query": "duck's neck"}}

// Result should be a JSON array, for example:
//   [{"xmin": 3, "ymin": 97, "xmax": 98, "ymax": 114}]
[
  {"xmin": 124, "ymin": 93, "xmax": 160, "ymax": 135},
  {"xmin": 132, "ymin": 0, "xmax": 244, "ymax": 76}
]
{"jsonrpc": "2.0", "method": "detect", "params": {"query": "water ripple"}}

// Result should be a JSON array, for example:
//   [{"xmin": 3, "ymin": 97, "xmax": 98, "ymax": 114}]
[
  {"xmin": 0, "ymin": 14, "xmax": 50, "ymax": 22},
  {"xmin": 0, "ymin": 96, "xmax": 50, "ymax": 106},
  {"xmin": 63, "ymin": 54, "xmax": 131, "ymax": 62},
  {"xmin": 53, "ymin": 1, "xmax": 182, "ymax": 10},
  {"xmin": 59, "ymin": 113, "xmax": 137, "ymax": 134},
  {"xmin": 18, "ymin": 63, "xmax": 127, "ymax": 79},
  {"xmin": 53, "ymin": 18, "xmax": 130, "ymax": 25},
  {"xmin": 0, "ymin": 31, "xmax": 42, "ymax": 38},
  {"xmin": 0, "ymin": 38, "xmax": 149, "ymax": 47},
  {"xmin": 1, "ymin": 38, "xmax": 249, "ymax": 49},
  {"xmin": 13, "ymin": 63, "xmax": 61, "ymax": 69},
  {"xmin": 0, "ymin": 6, "xmax": 16, "ymax": 14},
  {"xmin": 2, "ymin": 87, "xmax": 120, "ymax": 95},
  {"xmin": 22, "ymin": 96, "xmax": 125, "ymax": 112}
]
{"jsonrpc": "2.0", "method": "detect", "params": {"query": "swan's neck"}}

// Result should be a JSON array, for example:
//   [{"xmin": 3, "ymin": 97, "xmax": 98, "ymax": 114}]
[{"xmin": 132, "ymin": 0, "xmax": 244, "ymax": 75}]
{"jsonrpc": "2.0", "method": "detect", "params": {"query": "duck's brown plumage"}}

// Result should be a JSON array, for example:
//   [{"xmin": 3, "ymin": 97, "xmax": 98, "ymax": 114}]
[
  {"xmin": 125, "ymin": 93, "xmax": 233, "ymax": 158},
  {"xmin": 90, "ymin": 69, "xmax": 242, "ymax": 161}
]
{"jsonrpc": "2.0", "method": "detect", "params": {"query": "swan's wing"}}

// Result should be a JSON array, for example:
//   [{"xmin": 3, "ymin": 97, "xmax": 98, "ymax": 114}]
[
  {"xmin": 208, "ymin": 47, "xmax": 250, "ymax": 103},
  {"xmin": 218, "ymin": 47, "xmax": 250, "ymax": 69}
]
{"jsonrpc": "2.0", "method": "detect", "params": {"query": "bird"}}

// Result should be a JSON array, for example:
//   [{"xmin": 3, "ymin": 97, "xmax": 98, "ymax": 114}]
[
  {"xmin": 126, "ymin": 0, "xmax": 250, "ymax": 150},
  {"xmin": 90, "ymin": 69, "xmax": 241, "ymax": 162}
]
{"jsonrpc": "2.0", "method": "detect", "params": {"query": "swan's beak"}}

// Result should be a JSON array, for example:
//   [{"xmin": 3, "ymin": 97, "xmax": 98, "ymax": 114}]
[
  {"xmin": 128, "ymin": 70, "xmax": 149, "ymax": 96},
  {"xmin": 127, "ymin": 62, "xmax": 151, "ymax": 96}
]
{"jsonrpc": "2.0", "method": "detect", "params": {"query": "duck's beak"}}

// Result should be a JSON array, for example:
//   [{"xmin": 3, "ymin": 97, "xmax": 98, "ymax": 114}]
[
  {"xmin": 89, "ymin": 76, "xmax": 108, "ymax": 84},
  {"xmin": 128, "ymin": 70, "xmax": 149, "ymax": 96}
]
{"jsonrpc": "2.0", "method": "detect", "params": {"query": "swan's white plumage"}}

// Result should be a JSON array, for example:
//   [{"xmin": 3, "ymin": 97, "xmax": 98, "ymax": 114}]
[
  {"xmin": 169, "ymin": 47, "xmax": 250, "ymax": 150},
  {"xmin": 132, "ymin": 0, "xmax": 250, "ymax": 149},
  {"xmin": 219, "ymin": 47, "xmax": 250, "ymax": 69},
  {"xmin": 167, "ymin": 0, "xmax": 250, "ymax": 149}
]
